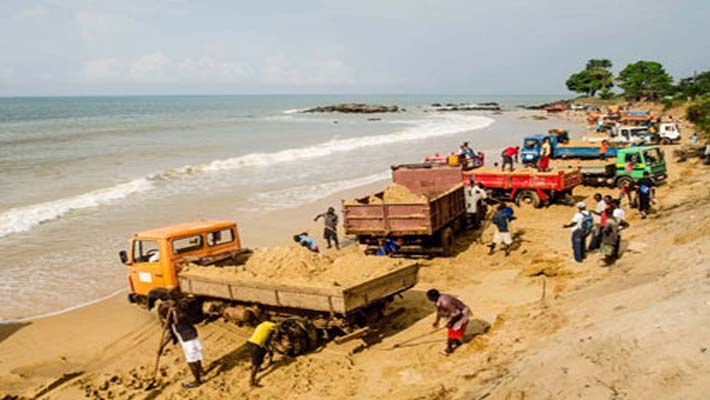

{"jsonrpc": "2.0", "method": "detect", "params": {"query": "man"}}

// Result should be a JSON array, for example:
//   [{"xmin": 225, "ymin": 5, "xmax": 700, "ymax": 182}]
[
  {"xmin": 489, "ymin": 202, "xmax": 515, "ymax": 256},
  {"xmin": 376, "ymin": 237, "xmax": 400, "ymax": 256},
  {"xmin": 460, "ymin": 142, "xmax": 477, "ymax": 169},
  {"xmin": 246, "ymin": 321, "xmax": 278, "ymax": 387},
  {"xmin": 588, "ymin": 193, "xmax": 606, "ymax": 251},
  {"xmin": 635, "ymin": 171, "xmax": 656, "ymax": 219},
  {"xmin": 562, "ymin": 202, "xmax": 593, "ymax": 263},
  {"xmin": 159, "ymin": 299, "xmax": 203, "ymax": 389},
  {"xmin": 501, "ymin": 146, "xmax": 520, "ymax": 172},
  {"xmin": 314, "ymin": 207, "xmax": 339, "ymax": 250},
  {"xmin": 611, "ymin": 199, "xmax": 629, "ymax": 259},
  {"xmin": 599, "ymin": 140, "xmax": 609, "ymax": 160},
  {"xmin": 466, "ymin": 180, "xmax": 488, "ymax": 228},
  {"xmin": 426, "ymin": 289, "xmax": 472, "ymax": 356},
  {"xmin": 538, "ymin": 138, "xmax": 552, "ymax": 172},
  {"xmin": 293, "ymin": 232, "xmax": 319, "ymax": 253},
  {"xmin": 599, "ymin": 208, "xmax": 619, "ymax": 265},
  {"xmin": 690, "ymin": 132, "xmax": 698, "ymax": 144}
]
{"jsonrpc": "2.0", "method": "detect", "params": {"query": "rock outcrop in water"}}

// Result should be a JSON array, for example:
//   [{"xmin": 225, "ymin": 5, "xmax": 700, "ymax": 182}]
[
  {"xmin": 301, "ymin": 103, "xmax": 400, "ymax": 114},
  {"xmin": 432, "ymin": 102, "xmax": 502, "ymax": 111}
]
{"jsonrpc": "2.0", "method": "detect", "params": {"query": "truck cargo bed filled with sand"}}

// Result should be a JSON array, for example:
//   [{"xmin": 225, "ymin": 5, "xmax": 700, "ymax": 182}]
[{"xmin": 179, "ymin": 247, "xmax": 419, "ymax": 314}]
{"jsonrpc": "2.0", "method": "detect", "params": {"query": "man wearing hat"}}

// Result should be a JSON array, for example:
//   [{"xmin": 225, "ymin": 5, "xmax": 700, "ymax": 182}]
[
  {"xmin": 563, "ymin": 201, "xmax": 594, "ymax": 263},
  {"xmin": 314, "ymin": 207, "xmax": 339, "ymax": 250}
]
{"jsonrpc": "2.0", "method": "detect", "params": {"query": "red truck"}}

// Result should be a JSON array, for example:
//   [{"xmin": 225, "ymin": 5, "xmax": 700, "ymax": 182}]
[
  {"xmin": 342, "ymin": 165, "xmax": 467, "ymax": 256},
  {"xmin": 463, "ymin": 167, "xmax": 582, "ymax": 208}
]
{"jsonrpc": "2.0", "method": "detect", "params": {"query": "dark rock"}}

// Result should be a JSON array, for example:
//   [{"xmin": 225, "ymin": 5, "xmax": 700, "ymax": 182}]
[{"xmin": 301, "ymin": 103, "xmax": 399, "ymax": 114}]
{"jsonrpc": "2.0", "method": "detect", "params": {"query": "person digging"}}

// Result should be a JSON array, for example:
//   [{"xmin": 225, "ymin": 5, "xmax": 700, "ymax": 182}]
[
  {"xmin": 158, "ymin": 299, "xmax": 204, "ymax": 389},
  {"xmin": 427, "ymin": 289, "xmax": 472, "ymax": 356},
  {"xmin": 246, "ymin": 320, "xmax": 280, "ymax": 388}
]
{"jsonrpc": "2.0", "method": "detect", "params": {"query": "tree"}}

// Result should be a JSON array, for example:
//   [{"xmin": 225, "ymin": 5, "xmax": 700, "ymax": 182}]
[
  {"xmin": 616, "ymin": 61, "xmax": 673, "ymax": 101},
  {"xmin": 686, "ymin": 95, "xmax": 710, "ymax": 136},
  {"xmin": 586, "ymin": 59, "xmax": 612, "ymax": 70},
  {"xmin": 566, "ymin": 59, "xmax": 614, "ymax": 97},
  {"xmin": 675, "ymin": 71, "xmax": 710, "ymax": 99}
]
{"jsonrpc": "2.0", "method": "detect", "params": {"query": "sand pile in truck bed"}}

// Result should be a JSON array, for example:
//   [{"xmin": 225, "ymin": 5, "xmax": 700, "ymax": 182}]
[
  {"xmin": 181, "ymin": 246, "xmax": 415, "ymax": 288},
  {"xmin": 345, "ymin": 183, "xmax": 428, "ymax": 205}
]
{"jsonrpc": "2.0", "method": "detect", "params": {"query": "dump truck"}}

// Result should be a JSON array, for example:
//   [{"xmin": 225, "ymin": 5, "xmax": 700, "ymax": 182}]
[
  {"xmin": 119, "ymin": 221, "xmax": 420, "ymax": 355},
  {"xmin": 463, "ymin": 167, "xmax": 583, "ymax": 208},
  {"xmin": 521, "ymin": 134, "xmax": 620, "ymax": 164},
  {"xmin": 343, "ymin": 165, "xmax": 467, "ymax": 256},
  {"xmin": 550, "ymin": 146, "xmax": 667, "ymax": 187}
]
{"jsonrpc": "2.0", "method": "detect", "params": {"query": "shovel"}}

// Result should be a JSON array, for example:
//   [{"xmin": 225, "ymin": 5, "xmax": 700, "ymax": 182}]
[
  {"xmin": 389, "ymin": 327, "xmax": 445, "ymax": 350},
  {"xmin": 145, "ymin": 312, "xmax": 172, "ymax": 391}
]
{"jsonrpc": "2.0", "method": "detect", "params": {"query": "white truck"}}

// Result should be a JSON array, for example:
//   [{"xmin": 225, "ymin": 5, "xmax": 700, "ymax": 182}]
[{"xmin": 588, "ymin": 123, "xmax": 681, "ymax": 145}]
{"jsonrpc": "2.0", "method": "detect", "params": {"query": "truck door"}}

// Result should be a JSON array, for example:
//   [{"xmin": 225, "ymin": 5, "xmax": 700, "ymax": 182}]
[{"xmin": 129, "ymin": 239, "xmax": 167, "ymax": 296}]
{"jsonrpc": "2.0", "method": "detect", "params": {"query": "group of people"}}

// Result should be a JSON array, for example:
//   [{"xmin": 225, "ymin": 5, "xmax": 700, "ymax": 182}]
[
  {"xmin": 160, "ymin": 296, "xmax": 282, "ymax": 389},
  {"xmin": 292, "ymin": 207, "xmax": 341, "ymax": 253},
  {"xmin": 424, "ymin": 142, "xmax": 482, "ymax": 169}
]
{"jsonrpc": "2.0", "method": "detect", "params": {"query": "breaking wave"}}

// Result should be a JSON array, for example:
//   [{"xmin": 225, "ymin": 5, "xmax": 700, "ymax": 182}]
[
  {"xmin": 0, "ymin": 178, "xmax": 155, "ymax": 238},
  {"xmin": 0, "ymin": 113, "xmax": 493, "ymax": 238}
]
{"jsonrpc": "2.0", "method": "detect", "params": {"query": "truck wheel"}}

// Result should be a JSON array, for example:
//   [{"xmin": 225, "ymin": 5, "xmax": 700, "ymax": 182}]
[
  {"xmin": 516, "ymin": 190, "xmax": 541, "ymax": 208},
  {"xmin": 440, "ymin": 227, "xmax": 455, "ymax": 257},
  {"xmin": 660, "ymin": 138, "xmax": 671, "ymax": 145},
  {"xmin": 615, "ymin": 176, "xmax": 633, "ymax": 189}
]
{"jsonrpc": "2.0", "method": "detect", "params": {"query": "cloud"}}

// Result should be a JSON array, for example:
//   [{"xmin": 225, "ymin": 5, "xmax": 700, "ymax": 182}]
[
  {"xmin": 75, "ymin": 11, "xmax": 122, "ymax": 39},
  {"xmin": 0, "ymin": 66, "xmax": 15, "ymax": 84},
  {"xmin": 12, "ymin": 4, "xmax": 50, "ymax": 22},
  {"xmin": 262, "ymin": 55, "xmax": 356, "ymax": 86},
  {"xmin": 83, "ymin": 52, "xmax": 252, "ymax": 83}
]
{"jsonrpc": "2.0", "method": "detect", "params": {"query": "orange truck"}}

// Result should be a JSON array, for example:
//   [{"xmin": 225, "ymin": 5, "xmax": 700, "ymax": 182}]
[{"xmin": 119, "ymin": 220, "xmax": 420, "ymax": 354}]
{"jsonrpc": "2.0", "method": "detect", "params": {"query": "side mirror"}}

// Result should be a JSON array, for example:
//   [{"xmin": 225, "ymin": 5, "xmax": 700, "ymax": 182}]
[{"xmin": 119, "ymin": 250, "xmax": 129, "ymax": 265}]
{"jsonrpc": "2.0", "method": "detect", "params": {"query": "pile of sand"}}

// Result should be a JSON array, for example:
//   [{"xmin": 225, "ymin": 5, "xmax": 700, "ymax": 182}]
[
  {"xmin": 363, "ymin": 183, "xmax": 428, "ymax": 204},
  {"xmin": 182, "ymin": 246, "xmax": 414, "ymax": 288}
]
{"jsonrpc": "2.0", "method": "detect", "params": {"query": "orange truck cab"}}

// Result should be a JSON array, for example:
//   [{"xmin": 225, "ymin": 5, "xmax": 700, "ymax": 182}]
[{"xmin": 119, "ymin": 220, "xmax": 241, "ymax": 307}]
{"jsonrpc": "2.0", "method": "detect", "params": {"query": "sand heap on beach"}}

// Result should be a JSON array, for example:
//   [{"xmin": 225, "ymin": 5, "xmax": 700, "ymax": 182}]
[{"xmin": 181, "ymin": 246, "xmax": 413, "ymax": 288}]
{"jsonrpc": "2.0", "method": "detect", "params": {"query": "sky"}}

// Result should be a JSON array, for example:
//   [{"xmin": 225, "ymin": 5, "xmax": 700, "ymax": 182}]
[{"xmin": 1, "ymin": 0, "xmax": 709, "ymax": 96}]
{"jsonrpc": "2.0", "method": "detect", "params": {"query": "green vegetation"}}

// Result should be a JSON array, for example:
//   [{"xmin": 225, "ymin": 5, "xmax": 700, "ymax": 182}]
[
  {"xmin": 675, "ymin": 71, "xmax": 710, "ymax": 99},
  {"xmin": 616, "ymin": 61, "xmax": 674, "ymax": 101},
  {"xmin": 686, "ymin": 95, "xmax": 710, "ymax": 137},
  {"xmin": 566, "ymin": 59, "xmax": 614, "ymax": 98}
]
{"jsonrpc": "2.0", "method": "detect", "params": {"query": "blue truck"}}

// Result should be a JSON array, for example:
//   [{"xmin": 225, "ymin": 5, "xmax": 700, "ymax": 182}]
[{"xmin": 521, "ymin": 134, "xmax": 619, "ymax": 165}]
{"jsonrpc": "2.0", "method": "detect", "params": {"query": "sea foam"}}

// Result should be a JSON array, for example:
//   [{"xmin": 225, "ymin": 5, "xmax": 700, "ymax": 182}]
[{"xmin": 0, "ymin": 177, "xmax": 154, "ymax": 238}]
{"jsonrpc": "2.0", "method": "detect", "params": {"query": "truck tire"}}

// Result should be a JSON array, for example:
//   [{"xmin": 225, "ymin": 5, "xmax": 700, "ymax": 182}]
[
  {"xmin": 440, "ymin": 227, "xmax": 455, "ymax": 257},
  {"xmin": 516, "ymin": 190, "xmax": 541, "ymax": 208},
  {"xmin": 615, "ymin": 176, "xmax": 633, "ymax": 189},
  {"xmin": 660, "ymin": 138, "xmax": 671, "ymax": 145}
]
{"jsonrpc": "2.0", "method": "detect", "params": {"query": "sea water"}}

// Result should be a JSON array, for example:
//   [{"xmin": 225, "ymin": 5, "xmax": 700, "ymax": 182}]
[{"xmin": 0, "ymin": 94, "xmax": 570, "ymax": 320}]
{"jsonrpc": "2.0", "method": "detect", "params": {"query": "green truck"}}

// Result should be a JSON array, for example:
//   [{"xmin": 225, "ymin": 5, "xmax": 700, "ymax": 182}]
[{"xmin": 550, "ymin": 146, "xmax": 667, "ymax": 188}]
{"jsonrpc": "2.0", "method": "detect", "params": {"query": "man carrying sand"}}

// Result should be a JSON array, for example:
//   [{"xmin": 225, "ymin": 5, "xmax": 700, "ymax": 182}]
[
  {"xmin": 489, "ymin": 202, "xmax": 515, "ymax": 256},
  {"xmin": 314, "ymin": 207, "xmax": 339, "ymax": 250},
  {"xmin": 247, "ymin": 320, "xmax": 278, "ymax": 387},
  {"xmin": 159, "ymin": 299, "xmax": 204, "ymax": 389},
  {"xmin": 427, "ymin": 289, "xmax": 472, "ymax": 356}
]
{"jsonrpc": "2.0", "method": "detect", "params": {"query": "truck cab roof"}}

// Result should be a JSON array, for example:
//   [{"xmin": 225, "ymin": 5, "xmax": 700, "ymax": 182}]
[{"xmin": 134, "ymin": 220, "xmax": 236, "ymax": 240}]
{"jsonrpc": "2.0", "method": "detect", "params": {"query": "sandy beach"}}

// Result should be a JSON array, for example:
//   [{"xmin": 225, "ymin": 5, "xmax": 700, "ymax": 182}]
[{"xmin": 2, "ymin": 105, "xmax": 709, "ymax": 400}]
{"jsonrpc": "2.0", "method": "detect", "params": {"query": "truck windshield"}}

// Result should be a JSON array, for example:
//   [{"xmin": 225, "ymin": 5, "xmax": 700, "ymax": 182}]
[
  {"xmin": 207, "ymin": 228, "xmax": 234, "ymax": 246},
  {"xmin": 643, "ymin": 148, "xmax": 663, "ymax": 165},
  {"xmin": 133, "ymin": 240, "xmax": 159, "ymax": 263},
  {"xmin": 523, "ymin": 139, "xmax": 538, "ymax": 149}
]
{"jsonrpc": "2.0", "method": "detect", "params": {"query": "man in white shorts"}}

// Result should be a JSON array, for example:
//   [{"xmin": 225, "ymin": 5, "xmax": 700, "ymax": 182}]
[
  {"xmin": 160, "ymin": 299, "xmax": 204, "ymax": 389},
  {"xmin": 488, "ymin": 202, "xmax": 516, "ymax": 256}
]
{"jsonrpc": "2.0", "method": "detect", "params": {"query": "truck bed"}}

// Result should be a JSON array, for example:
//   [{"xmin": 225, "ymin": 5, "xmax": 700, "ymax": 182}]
[
  {"xmin": 343, "ymin": 184, "xmax": 465, "ymax": 236},
  {"xmin": 550, "ymin": 159, "xmax": 615, "ymax": 176},
  {"xmin": 178, "ymin": 263, "xmax": 419, "ymax": 315},
  {"xmin": 463, "ymin": 167, "xmax": 582, "ymax": 191}
]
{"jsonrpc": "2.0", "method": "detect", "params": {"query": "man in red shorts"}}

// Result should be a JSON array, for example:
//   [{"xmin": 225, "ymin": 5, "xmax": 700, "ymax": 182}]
[{"xmin": 427, "ymin": 289, "xmax": 472, "ymax": 356}]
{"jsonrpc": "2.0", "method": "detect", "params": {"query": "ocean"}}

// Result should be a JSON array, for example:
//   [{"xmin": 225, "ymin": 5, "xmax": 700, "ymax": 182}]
[{"xmin": 0, "ymin": 94, "xmax": 572, "ymax": 320}]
